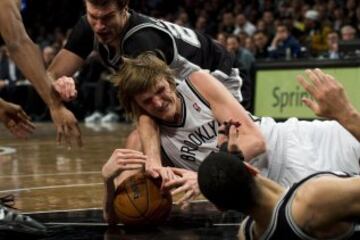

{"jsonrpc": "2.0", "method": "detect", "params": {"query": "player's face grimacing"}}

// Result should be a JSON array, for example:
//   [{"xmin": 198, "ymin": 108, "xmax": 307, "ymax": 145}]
[
  {"xmin": 85, "ymin": 1, "xmax": 126, "ymax": 46},
  {"xmin": 134, "ymin": 77, "xmax": 180, "ymax": 123}
]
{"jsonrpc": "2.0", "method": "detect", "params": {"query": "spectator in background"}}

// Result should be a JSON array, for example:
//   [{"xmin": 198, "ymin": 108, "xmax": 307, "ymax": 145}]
[
  {"xmin": 216, "ymin": 31, "xmax": 228, "ymax": 47},
  {"xmin": 233, "ymin": 13, "xmax": 256, "ymax": 37},
  {"xmin": 244, "ymin": 36, "xmax": 256, "ymax": 55},
  {"xmin": 194, "ymin": 16, "xmax": 207, "ymax": 34},
  {"xmin": 332, "ymin": 8, "xmax": 345, "ymax": 32},
  {"xmin": 341, "ymin": 25, "xmax": 357, "ymax": 41},
  {"xmin": 304, "ymin": 9, "xmax": 332, "ymax": 57},
  {"xmin": 0, "ymin": 47, "xmax": 23, "ymax": 101},
  {"xmin": 226, "ymin": 35, "xmax": 255, "ymax": 112},
  {"xmin": 226, "ymin": 35, "xmax": 255, "ymax": 72},
  {"xmin": 268, "ymin": 24, "xmax": 302, "ymax": 59},
  {"xmin": 77, "ymin": 52, "xmax": 120, "ymax": 123},
  {"xmin": 256, "ymin": 19, "xmax": 267, "ymax": 33},
  {"xmin": 262, "ymin": 10, "xmax": 276, "ymax": 36},
  {"xmin": 174, "ymin": 10, "xmax": 191, "ymax": 28},
  {"xmin": 218, "ymin": 12, "xmax": 235, "ymax": 34},
  {"xmin": 253, "ymin": 31, "xmax": 270, "ymax": 59},
  {"xmin": 319, "ymin": 31, "xmax": 339, "ymax": 60}
]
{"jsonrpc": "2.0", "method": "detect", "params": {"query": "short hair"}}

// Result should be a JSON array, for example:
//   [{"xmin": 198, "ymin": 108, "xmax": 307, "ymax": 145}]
[
  {"xmin": 112, "ymin": 52, "xmax": 176, "ymax": 120},
  {"xmin": 341, "ymin": 25, "xmax": 356, "ymax": 35},
  {"xmin": 85, "ymin": 0, "xmax": 129, "ymax": 10},
  {"xmin": 198, "ymin": 150, "xmax": 257, "ymax": 213}
]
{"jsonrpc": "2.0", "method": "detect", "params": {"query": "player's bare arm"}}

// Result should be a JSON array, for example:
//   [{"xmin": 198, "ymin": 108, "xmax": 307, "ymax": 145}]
[
  {"xmin": 188, "ymin": 70, "xmax": 266, "ymax": 161},
  {"xmin": 292, "ymin": 175, "xmax": 360, "ymax": 238},
  {"xmin": 102, "ymin": 149, "xmax": 147, "ymax": 224}
]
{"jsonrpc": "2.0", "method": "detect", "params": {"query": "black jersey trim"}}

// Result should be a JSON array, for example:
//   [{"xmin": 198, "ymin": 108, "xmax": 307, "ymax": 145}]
[
  {"xmin": 184, "ymin": 78, "xmax": 210, "ymax": 108},
  {"xmin": 284, "ymin": 172, "xmax": 355, "ymax": 240},
  {"xmin": 157, "ymin": 93, "xmax": 186, "ymax": 128},
  {"xmin": 261, "ymin": 191, "xmax": 288, "ymax": 240},
  {"xmin": 122, "ymin": 23, "xmax": 178, "ymax": 65}
]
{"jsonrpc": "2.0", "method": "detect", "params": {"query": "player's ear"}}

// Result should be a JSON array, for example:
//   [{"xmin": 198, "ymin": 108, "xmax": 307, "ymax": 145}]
[{"xmin": 243, "ymin": 162, "xmax": 259, "ymax": 176}]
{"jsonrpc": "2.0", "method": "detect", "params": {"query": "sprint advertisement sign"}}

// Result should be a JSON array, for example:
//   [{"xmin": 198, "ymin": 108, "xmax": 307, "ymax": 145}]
[{"xmin": 254, "ymin": 68, "xmax": 360, "ymax": 119}]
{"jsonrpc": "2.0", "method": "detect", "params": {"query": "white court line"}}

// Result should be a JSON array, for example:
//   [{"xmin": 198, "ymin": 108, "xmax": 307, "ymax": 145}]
[
  {"xmin": 0, "ymin": 171, "xmax": 101, "ymax": 178},
  {"xmin": 0, "ymin": 182, "xmax": 103, "ymax": 194}
]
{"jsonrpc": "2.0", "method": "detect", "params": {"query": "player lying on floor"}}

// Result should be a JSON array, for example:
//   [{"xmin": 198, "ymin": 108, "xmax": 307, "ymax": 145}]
[
  {"xmin": 198, "ymin": 126, "xmax": 360, "ymax": 240},
  {"xmin": 100, "ymin": 52, "xmax": 359, "ymax": 224}
]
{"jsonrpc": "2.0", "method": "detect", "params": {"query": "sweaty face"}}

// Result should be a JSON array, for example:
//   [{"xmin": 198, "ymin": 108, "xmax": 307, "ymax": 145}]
[
  {"xmin": 134, "ymin": 78, "xmax": 179, "ymax": 122},
  {"xmin": 86, "ymin": 1, "xmax": 125, "ymax": 45}
]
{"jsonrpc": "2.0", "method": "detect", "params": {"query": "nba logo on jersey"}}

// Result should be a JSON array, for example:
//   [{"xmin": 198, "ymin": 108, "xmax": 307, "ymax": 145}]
[{"xmin": 193, "ymin": 103, "xmax": 201, "ymax": 112}]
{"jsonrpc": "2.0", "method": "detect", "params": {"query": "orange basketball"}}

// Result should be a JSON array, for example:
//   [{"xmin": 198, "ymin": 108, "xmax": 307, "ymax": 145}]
[{"xmin": 113, "ymin": 172, "xmax": 173, "ymax": 226}]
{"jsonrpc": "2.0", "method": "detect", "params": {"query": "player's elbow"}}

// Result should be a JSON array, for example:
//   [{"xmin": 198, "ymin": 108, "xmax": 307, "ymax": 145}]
[
  {"xmin": 243, "ymin": 136, "xmax": 266, "ymax": 161},
  {"xmin": 251, "ymin": 137, "xmax": 266, "ymax": 159}
]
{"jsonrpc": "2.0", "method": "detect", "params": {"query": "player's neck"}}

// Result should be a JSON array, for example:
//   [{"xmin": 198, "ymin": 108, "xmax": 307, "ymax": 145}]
[{"xmin": 251, "ymin": 176, "xmax": 285, "ymax": 237}]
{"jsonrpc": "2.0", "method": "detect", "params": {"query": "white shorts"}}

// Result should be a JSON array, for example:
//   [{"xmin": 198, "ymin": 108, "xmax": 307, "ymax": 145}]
[{"xmin": 252, "ymin": 117, "xmax": 360, "ymax": 187}]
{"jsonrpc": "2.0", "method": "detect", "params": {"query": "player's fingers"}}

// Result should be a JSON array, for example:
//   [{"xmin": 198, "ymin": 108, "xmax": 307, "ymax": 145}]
[
  {"xmin": 73, "ymin": 123, "xmax": 83, "ymax": 147},
  {"xmin": 63, "ymin": 125, "xmax": 72, "ymax": 149},
  {"xmin": 16, "ymin": 108, "xmax": 31, "ymax": 121},
  {"xmin": 297, "ymin": 75, "xmax": 317, "ymax": 96},
  {"xmin": 169, "ymin": 167, "xmax": 186, "ymax": 176},
  {"xmin": 176, "ymin": 190, "xmax": 194, "ymax": 205},
  {"xmin": 313, "ymin": 68, "xmax": 326, "ymax": 84},
  {"xmin": 302, "ymin": 98, "xmax": 319, "ymax": 114},
  {"xmin": 171, "ymin": 183, "xmax": 189, "ymax": 196},
  {"xmin": 17, "ymin": 121, "xmax": 35, "ymax": 135}
]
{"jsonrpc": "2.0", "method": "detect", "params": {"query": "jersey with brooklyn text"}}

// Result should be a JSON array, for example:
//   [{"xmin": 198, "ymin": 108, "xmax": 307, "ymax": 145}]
[{"xmin": 159, "ymin": 79, "xmax": 218, "ymax": 171}]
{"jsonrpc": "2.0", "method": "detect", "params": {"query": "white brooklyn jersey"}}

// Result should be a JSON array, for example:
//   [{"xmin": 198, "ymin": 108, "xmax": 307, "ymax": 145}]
[{"xmin": 159, "ymin": 79, "xmax": 218, "ymax": 171}]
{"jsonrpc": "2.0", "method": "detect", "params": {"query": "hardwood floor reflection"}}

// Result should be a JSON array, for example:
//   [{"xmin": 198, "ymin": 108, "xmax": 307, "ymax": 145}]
[{"xmin": 0, "ymin": 122, "xmax": 134, "ymax": 213}]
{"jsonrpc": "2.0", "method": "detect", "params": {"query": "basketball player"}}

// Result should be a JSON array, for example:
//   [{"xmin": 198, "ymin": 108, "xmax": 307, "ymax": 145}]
[
  {"xmin": 0, "ymin": 98, "xmax": 35, "ymax": 138},
  {"xmin": 108, "ymin": 53, "xmax": 359, "ymax": 210},
  {"xmin": 49, "ymin": 0, "xmax": 247, "ymax": 179},
  {"xmin": 0, "ymin": 0, "xmax": 82, "ymax": 147},
  {"xmin": 198, "ymin": 135, "xmax": 360, "ymax": 240},
  {"xmin": 0, "ymin": 0, "xmax": 80, "ymax": 235}
]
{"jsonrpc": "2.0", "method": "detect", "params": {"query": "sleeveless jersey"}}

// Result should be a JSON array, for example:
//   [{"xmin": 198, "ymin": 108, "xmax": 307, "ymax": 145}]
[
  {"xmin": 240, "ymin": 171, "xmax": 360, "ymax": 240},
  {"xmin": 159, "ymin": 79, "xmax": 218, "ymax": 171},
  {"xmin": 65, "ymin": 10, "xmax": 234, "ymax": 79}
]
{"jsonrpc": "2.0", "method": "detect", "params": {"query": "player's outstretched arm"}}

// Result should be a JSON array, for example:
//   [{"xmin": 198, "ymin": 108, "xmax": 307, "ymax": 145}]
[
  {"xmin": 291, "ymin": 175, "xmax": 360, "ymax": 238},
  {"xmin": 188, "ymin": 70, "xmax": 266, "ymax": 161},
  {"xmin": 297, "ymin": 68, "xmax": 360, "ymax": 141},
  {"xmin": 0, "ymin": 0, "xmax": 83, "ymax": 147}
]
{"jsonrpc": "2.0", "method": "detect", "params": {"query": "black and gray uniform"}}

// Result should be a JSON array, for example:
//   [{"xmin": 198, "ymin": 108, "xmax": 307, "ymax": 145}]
[
  {"xmin": 64, "ymin": 10, "xmax": 243, "ymax": 101},
  {"xmin": 240, "ymin": 171, "xmax": 360, "ymax": 240}
]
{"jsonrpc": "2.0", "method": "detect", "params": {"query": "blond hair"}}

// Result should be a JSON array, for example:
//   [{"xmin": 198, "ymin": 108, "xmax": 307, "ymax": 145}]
[{"xmin": 112, "ymin": 52, "xmax": 176, "ymax": 120}]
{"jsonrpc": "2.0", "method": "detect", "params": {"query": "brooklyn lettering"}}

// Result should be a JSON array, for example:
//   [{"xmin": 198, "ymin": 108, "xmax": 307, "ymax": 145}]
[{"xmin": 180, "ymin": 121, "xmax": 217, "ymax": 161}]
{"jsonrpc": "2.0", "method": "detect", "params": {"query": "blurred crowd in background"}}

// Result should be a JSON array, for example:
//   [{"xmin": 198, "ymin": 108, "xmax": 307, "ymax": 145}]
[{"xmin": 1, "ymin": 0, "xmax": 359, "ymax": 123}]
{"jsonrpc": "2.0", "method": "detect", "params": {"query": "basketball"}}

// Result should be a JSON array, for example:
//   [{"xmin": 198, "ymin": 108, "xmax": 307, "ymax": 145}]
[{"xmin": 113, "ymin": 172, "xmax": 173, "ymax": 226}]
